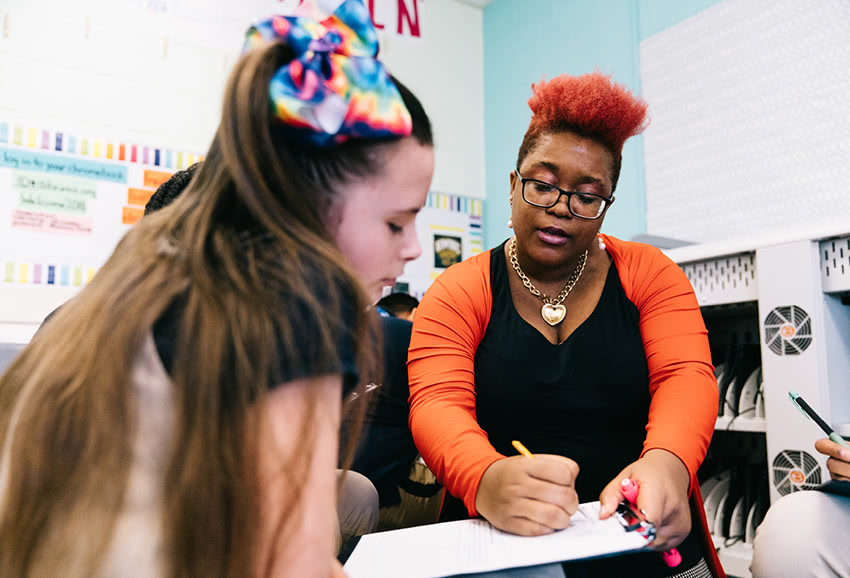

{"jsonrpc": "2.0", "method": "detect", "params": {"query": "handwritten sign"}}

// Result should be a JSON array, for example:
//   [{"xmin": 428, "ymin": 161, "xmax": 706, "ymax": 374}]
[
  {"xmin": 0, "ymin": 147, "xmax": 127, "ymax": 183},
  {"xmin": 12, "ymin": 209, "xmax": 94, "ymax": 235},
  {"xmin": 122, "ymin": 206, "xmax": 145, "ymax": 225},
  {"xmin": 143, "ymin": 169, "xmax": 173, "ymax": 189},
  {"xmin": 128, "ymin": 187, "xmax": 155, "ymax": 207}
]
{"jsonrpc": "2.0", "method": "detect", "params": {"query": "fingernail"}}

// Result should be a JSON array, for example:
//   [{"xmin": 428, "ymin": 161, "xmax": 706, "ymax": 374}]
[
  {"xmin": 599, "ymin": 504, "xmax": 609, "ymax": 517},
  {"xmin": 840, "ymin": 449, "xmax": 850, "ymax": 461}
]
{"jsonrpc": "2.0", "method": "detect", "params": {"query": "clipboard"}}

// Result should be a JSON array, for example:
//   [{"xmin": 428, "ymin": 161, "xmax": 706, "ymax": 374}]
[{"xmin": 342, "ymin": 501, "xmax": 656, "ymax": 578}]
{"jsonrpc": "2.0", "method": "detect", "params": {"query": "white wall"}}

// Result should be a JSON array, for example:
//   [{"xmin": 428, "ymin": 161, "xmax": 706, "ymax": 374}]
[
  {"xmin": 0, "ymin": 0, "xmax": 484, "ymax": 197},
  {"xmin": 0, "ymin": 0, "xmax": 485, "ymax": 342}
]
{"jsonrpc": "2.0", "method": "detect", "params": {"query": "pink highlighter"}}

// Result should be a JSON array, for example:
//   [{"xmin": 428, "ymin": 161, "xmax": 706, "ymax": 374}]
[{"xmin": 620, "ymin": 478, "xmax": 682, "ymax": 568}]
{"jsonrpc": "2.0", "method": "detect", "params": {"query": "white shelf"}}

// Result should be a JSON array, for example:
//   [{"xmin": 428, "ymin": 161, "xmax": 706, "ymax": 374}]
[
  {"xmin": 715, "ymin": 416, "xmax": 767, "ymax": 433},
  {"xmin": 711, "ymin": 535, "xmax": 753, "ymax": 578}
]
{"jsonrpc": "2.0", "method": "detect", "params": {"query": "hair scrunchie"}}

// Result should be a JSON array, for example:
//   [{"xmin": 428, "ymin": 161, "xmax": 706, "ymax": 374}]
[{"xmin": 244, "ymin": 0, "xmax": 413, "ymax": 147}]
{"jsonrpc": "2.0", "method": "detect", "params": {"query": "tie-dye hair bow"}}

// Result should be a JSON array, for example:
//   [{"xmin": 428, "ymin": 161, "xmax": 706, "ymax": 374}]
[{"xmin": 244, "ymin": 0, "xmax": 413, "ymax": 147}]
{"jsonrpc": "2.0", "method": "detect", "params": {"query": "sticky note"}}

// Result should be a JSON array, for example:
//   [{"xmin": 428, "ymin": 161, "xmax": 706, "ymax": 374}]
[
  {"xmin": 127, "ymin": 187, "xmax": 154, "ymax": 206},
  {"xmin": 122, "ymin": 206, "xmax": 144, "ymax": 225},
  {"xmin": 143, "ymin": 169, "xmax": 172, "ymax": 189}
]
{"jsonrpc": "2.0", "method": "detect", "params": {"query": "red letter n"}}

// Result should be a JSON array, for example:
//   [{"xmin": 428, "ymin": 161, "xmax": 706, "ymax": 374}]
[{"xmin": 397, "ymin": 0, "xmax": 420, "ymax": 38}]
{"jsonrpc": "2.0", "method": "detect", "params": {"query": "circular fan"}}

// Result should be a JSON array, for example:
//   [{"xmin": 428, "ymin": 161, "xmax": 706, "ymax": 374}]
[
  {"xmin": 763, "ymin": 305, "xmax": 812, "ymax": 356},
  {"xmin": 772, "ymin": 450, "xmax": 822, "ymax": 495}
]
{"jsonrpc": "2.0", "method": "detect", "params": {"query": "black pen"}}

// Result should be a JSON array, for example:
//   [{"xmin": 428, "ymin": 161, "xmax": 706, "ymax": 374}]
[{"xmin": 788, "ymin": 391, "xmax": 850, "ymax": 449}]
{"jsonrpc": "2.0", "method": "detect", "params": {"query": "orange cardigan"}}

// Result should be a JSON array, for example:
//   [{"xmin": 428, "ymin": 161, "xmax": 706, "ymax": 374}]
[{"xmin": 408, "ymin": 234, "xmax": 717, "ymax": 516}]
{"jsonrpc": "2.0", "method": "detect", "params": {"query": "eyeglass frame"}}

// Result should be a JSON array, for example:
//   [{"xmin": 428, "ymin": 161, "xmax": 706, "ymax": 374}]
[{"xmin": 514, "ymin": 169, "xmax": 615, "ymax": 220}]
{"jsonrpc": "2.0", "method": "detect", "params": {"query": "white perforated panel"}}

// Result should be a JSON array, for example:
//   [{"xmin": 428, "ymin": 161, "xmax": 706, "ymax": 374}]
[
  {"xmin": 680, "ymin": 253, "xmax": 757, "ymax": 306},
  {"xmin": 821, "ymin": 236, "xmax": 850, "ymax": 293},
  {"xmin": 641, "ymin": 0, "xmax": 850, "ymax": 244}
]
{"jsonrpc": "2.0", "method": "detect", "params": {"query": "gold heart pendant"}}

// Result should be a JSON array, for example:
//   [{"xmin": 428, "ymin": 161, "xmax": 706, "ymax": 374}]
[{"xmin": 541, "ymin": 303, "xmax": 566, "ymax": 326}]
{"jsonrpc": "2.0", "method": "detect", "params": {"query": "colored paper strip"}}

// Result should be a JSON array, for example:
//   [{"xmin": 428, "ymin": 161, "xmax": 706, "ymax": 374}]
[
  {"xmin": 68, "ymin": 135, "xmax": 77, "ymax": 153},
  {"xmin": 143, "ymin": 147, "xmax": 149, "ymax": 165},
  {"xmin": 0, "ymin": 147, "xmax": 128, "ymax": 182},
  {"xmin": 166, "ymin": 150, "xmax": 173, "ymax": 168},
  {"xmin": 47, "ymin": 265, "xmax": 56, "ymax": 284},
  {"xmin": 176, "ymin": 152, "xmax": 184, "ymax": 169},
  {"xmin": 106, "ymin": 143, "xmax": 114, "ymax": 159},
  {"xmin": 131, "ymin": 145, "xmax": 138, "ymax": 163},
  {"xmin": 154, "ymin": 148, "xmax": 160, "ymax": 166},
  {"xmin": 143, "ymin": 169, "xmax": 172, "ymax": 189},
  {"xmin": 55, "ymin": 132, "xmax": 63, "ymax": 151},
  {"xmin": 122, "ymin": 206, "xmax": 144, "ymax": 225},
  {"xmin": 4, "ymin": 262, "xmax": 13, "ymax": 282},
  {"xmin": 119, "ymin": 144, "xmax": 126, "ymax": 161},
  {"xmin": 0, "ymin": 122, "xmax": 7, "ymax": 143},
  {"xmin": 61, "ymin": 266, "xmax": 69, "ymax": 286},
  {"xmin": 33, "ymin": 264, "xmax": 42, "ymax": 284},
  {"xmin": 127, "ymin": 187, "xmax": 154, "ymax": 206},
  {"xmin": 27, "ymin": 127, "xmax": 36, "ymax": 147},
  {"xmin": 86, "ymin": 267, "xmax": 95, "ymax": 282},
  {"xmin": 73, "ymin": 266, "xmax": 82, "ymax": 286},
  {"xmin": 18, "ymin": 263, "xmax": 28, "ymax": 283},
  {"xmin": 41, "ymin": 130, "xmax": 49, "ymax": 149},
  {"xmin": 93, "ymin": 141, "xmax": 102, "ymax": 158},
  {"xmin": 81, "ymin": 139, "xmax": 89, "ymax": 155},
  {"xmin": 13, "ymin": 126, "xmax": 23, "ymax": 145}
]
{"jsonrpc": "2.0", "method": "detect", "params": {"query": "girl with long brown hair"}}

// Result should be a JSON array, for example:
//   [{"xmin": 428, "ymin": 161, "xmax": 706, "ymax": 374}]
[{"xmin": 0, "ymin": 1, "xmax": 433, "ymax": 576}]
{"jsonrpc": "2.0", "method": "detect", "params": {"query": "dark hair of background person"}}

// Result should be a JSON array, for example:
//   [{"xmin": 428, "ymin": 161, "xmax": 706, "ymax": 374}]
[
  {"xmin": 376, "ymin": 292, "xmax": 419, "ymax": 319},
  {"xmin": 0, "ymin": 39, "xmax": 431, "ymax": 578}
]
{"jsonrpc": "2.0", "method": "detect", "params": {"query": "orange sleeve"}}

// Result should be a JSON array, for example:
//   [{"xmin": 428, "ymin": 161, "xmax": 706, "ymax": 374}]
[
  {"xmin": 606, "ymin": 236, "xmax": 717, "ymax": 491},
  {"xmin": 407, "ymin": 251, "xmax": 503, "ymax": 516}
]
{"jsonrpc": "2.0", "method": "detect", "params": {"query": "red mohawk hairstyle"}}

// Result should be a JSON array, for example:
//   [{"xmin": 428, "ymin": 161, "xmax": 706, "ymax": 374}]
[{"xmin": 517, "ymin": 71, "xmax": 649, "ymax": 192}]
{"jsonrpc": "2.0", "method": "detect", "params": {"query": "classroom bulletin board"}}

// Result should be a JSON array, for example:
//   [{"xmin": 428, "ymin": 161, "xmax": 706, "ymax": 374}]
[{"xmin": 0, "ymin": 119, "xmax": 202, "ymax": 290}]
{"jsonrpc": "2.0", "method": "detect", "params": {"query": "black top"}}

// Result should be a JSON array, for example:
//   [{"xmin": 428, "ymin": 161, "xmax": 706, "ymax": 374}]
[
  {"xmin": 152, "ymin": 273, "xmax": 358, "ymax": 397},
  {"xmin": 350, "ymin": 316, "xmax": 421, "ymax": 507},
  {"xmin": 475, "ymin": 242, "xmax": 650, "ymax": 501},
  {"xmin": 454, "ymin": 242, "xmax": 704, "ymax": 577}
]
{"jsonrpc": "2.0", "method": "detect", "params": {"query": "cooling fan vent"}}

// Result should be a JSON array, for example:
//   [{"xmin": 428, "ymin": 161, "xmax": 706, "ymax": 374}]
[
  {"xmin": 772, "ymin": 450, "xmax": 822, "ymax": 495},
  {"xmin": 764, "ymin": 305, "xmax": 812, "ymax": 356}
]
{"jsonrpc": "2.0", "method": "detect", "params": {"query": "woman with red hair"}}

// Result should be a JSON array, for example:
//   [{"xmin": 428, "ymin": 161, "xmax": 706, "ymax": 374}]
[{"xmin": 408, "ymin": 72, "xmax": 723, "ymax": 577}]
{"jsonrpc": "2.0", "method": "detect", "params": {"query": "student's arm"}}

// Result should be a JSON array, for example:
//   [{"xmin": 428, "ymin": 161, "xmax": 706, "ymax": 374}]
[{"xmin": 254, "ymin": 374, "xmax": 342, "ymax": 578}]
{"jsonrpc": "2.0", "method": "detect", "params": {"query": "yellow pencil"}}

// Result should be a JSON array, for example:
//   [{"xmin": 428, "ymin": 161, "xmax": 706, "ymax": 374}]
[{"xmin": 512, "ymin": 440, "xmax": 534, "ymax": 458}]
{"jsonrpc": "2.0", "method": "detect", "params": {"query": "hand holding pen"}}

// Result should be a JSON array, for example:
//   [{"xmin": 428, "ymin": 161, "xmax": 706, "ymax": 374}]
[
  {"xmin": 474, "ymin": 440, "xmax": 580, "ymax": 536},
  {"xmin": 620, "ymin": 478, "xmax": 682, "ymax": 567},
  {"xmin": 598, "ymin": 449, "xmax": 691, "ymax": 556},
  {"xmin": 789, "ymin": 391, "xmax": 850, "ymax": 481}
]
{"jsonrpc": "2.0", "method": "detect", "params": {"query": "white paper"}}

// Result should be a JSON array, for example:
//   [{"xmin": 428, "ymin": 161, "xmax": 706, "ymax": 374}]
[{"xmin": 343, "ymin": 501, "xmax": 650, "ymax": 578}]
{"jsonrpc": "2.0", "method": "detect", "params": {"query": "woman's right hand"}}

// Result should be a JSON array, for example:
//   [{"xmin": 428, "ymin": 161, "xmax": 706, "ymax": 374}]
[
  {"xmin": 474, "ymin": 455, "xmax": 579, "ymax": 536},
  {"xmin": 815, "ymin": 437, "xmax": 850, "ymax": 481}
]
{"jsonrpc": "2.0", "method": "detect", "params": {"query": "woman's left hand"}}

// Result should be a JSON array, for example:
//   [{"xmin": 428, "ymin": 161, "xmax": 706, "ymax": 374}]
[{"xmin": 598, "ymin": 449, "xmax": 691, "ymax": 551}]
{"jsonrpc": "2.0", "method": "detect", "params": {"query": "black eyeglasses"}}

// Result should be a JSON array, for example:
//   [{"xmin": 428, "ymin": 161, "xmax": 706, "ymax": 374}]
[{"xmin": 516, "ymin": 170, "xmax": 614, "ymax": 220}]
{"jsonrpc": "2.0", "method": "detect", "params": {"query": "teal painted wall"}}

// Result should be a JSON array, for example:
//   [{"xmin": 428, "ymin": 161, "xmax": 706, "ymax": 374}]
[{"xmin": 482, "ymin": 0, "xmax": 721, "ymax": 248}]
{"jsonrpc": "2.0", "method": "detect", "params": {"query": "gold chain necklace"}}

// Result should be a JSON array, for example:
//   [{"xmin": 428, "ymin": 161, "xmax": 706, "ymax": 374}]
[{"xmin": 508, "ymin": 237, "xmax": 588, "ymax": 326}]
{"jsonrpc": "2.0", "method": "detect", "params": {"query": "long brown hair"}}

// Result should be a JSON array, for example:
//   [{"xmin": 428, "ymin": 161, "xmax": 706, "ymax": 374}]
[{"xmin": 0, "ymin": 39, "xmax": 431, "ymax": 577}]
